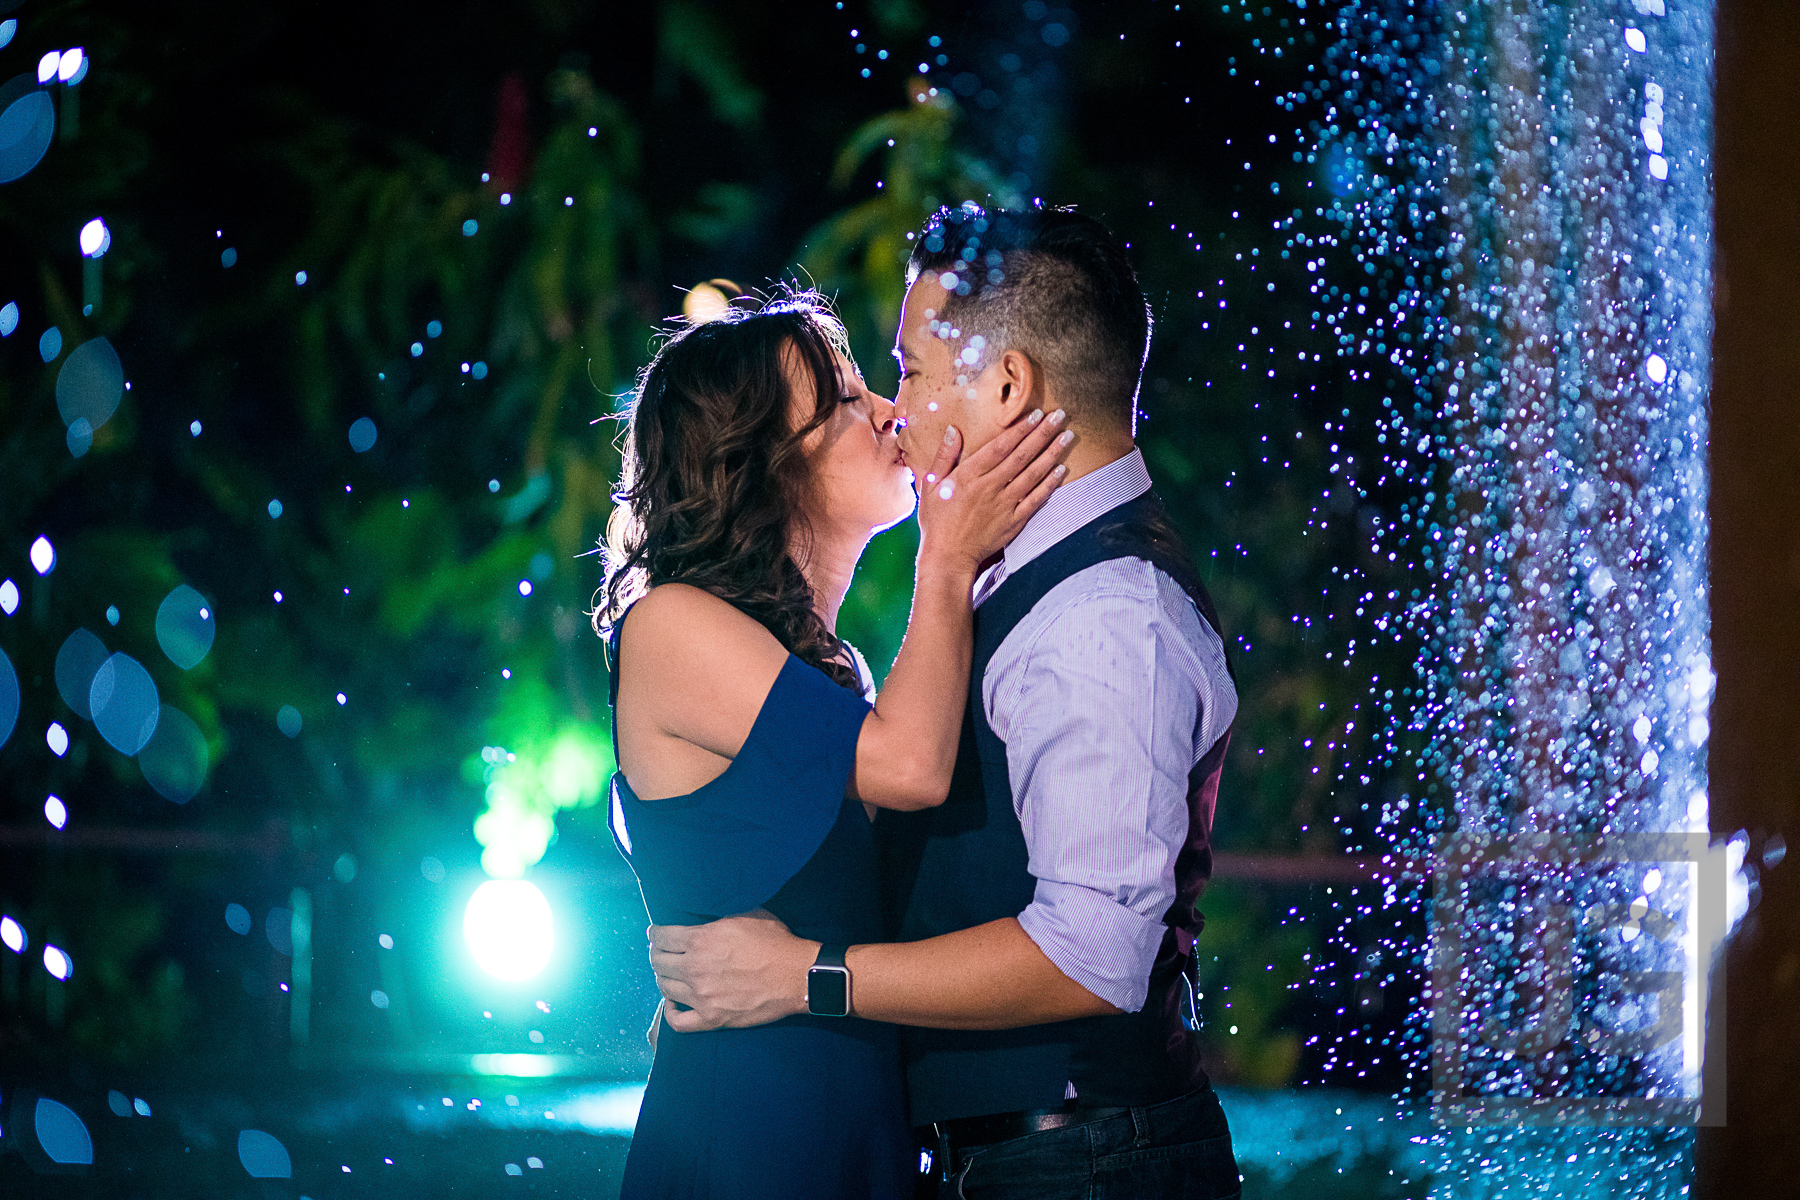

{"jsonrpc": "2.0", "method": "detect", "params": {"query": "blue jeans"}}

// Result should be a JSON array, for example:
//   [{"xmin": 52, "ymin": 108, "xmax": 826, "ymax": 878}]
[{"xmin": 930, "ymin": 1085, "xmax": 1242, "ymax": 1200}]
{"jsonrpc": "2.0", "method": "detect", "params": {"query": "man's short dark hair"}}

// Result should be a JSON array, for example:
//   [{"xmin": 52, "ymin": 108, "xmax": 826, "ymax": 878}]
[{"xmin": 906, "ymin": 203, "xmax": 1151, "ymax": 428}]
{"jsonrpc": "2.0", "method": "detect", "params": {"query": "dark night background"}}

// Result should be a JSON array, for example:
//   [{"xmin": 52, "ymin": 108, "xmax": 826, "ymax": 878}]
[{"xmin": 1, "ymin": 0, "xmax": 1792, "ymax": 1196}]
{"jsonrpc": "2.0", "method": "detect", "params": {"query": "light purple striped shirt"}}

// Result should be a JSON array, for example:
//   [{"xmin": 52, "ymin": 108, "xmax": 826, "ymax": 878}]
[{"xmin": 973, "ymin": 448, "xmax": 1236, "ymax": 1014}]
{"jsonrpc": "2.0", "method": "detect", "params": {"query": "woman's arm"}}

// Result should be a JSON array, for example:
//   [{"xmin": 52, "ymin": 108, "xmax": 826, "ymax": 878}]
[
  {"xmin": 614, "ymin": 412, "xmax": 1069, "ymax": 808},
  {"xmin": 848, "ymin": 410, "xmax": 1070, "ymax": 810}
]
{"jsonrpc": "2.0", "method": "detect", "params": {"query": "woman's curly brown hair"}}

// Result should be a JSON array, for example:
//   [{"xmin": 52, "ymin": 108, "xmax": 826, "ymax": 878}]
[{"xmin": 594, "ymin": 289, "xmax": 862, "ymax": 692}]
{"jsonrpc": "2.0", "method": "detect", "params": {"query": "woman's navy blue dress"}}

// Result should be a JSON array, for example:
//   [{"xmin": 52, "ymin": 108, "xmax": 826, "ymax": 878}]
[{"xmin": 608, "ymin": 627, "xmax": 913, "ymax": 1200}]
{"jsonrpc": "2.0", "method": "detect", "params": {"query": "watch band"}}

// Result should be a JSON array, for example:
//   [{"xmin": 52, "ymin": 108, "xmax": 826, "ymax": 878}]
[{"xmin": 807, "ymin": 943, "xmax": 851, "ymax": 1017}]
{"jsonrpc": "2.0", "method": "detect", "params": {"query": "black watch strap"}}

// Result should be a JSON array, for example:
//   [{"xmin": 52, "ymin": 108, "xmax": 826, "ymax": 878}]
[{"xmin": 807, "ymin": 944, "xmax": 851, "ymax": 1017}]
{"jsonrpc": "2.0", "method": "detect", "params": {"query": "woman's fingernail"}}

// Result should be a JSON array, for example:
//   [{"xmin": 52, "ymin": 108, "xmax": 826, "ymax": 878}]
[
  {"xmin": 944, "ymin": 425, "xmax": 959, "ymax": 443},
  {"xmin": 1027, "ymin": 409, "xmax": 1043, "ymax": 426},
  {"xmin": 1053, "ymin": 464, "xmax": 1068, "ymax": 478},
  {"xmin": 1050, "ymin": 409, "xmax": 1067, "ymax": 424},
  {"xmin": 1058, "ymin": 430, "xmax": 1075, "ymax": 446}
]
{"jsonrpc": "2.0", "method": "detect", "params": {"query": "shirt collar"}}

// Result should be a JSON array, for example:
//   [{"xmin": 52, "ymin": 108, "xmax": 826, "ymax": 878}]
[{"xmin": 999, "ymin": 446, "xmax": 1153, "ymax": 578}]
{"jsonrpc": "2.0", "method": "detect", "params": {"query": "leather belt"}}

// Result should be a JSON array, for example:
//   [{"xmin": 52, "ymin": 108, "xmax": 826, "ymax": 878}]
[{"xmin": 920, "ymin": 1103, "xmax": 1129, "ymax": 1161}]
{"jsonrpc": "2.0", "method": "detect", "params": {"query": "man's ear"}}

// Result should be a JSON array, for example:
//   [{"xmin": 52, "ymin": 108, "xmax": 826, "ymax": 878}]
[{"xmin": 992, "ymin": 348, "xmax": 1040, "ymax": 422}]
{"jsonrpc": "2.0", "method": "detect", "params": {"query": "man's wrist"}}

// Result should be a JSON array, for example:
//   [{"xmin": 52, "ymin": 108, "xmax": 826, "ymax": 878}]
[{"xmin": 792, "ymin": 938, "xmax": 822, "ymax": 1018}]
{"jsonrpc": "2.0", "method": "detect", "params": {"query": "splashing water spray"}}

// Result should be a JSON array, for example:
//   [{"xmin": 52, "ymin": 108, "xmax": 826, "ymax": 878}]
[{"xmin": 1313, "ymin": 0, "xmax": 1719, "ymax": 1191}]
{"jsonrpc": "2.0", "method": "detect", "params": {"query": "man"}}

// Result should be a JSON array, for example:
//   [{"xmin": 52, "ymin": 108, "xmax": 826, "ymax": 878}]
[{"xmin": 649, "ymin": 203, "xmax": 1243, "ymax": 1199}]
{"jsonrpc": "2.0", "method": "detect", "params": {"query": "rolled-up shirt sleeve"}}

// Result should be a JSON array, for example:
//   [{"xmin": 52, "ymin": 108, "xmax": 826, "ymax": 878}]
[{"xmin": 991, "ymin": 566, "xmax": 1205, "ymax": 1014}]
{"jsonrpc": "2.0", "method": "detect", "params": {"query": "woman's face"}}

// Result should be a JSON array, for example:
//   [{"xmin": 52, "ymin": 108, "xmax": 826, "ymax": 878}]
[{"xmin": 788, "ymin": 341, "xmax": 916, "ymax": 539}]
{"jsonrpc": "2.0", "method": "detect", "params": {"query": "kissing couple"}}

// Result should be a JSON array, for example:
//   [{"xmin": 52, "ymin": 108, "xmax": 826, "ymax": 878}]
[{"xmin": 597, "ymin": 203, "xmax": 1243, "ymax": 1199}]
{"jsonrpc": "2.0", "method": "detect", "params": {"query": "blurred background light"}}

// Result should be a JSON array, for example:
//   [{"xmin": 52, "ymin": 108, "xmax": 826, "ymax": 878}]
[
  {"xmin": 1, "ymin": 915, "xmax": 24, "ymax": 953},
  {"xmin": 55, "ymin": 628, "xmax": 109, "ymax": 717},
  {"xmin": 0, "ymin": 20, "xmax": 15, "ymax": 49},
  {"xmin": 32, "ymin": 1097, "xmax": 93, "ymax": 1166},
  {"xmin": 348, "ymin": 416, "xmax": 377, "ymax": 451},
  {"xmin": 38, "ymin": 325, "xmax": 62, "ymax": 360},
  {"xmin": 37, "ymin": 51, "xmax": 60, "ymax": 84},
  {"xmin": 43, "ymin": 944, "xmax": 72, "ymax": 980},
  {"xmin": 0, "ymin": 646, "xmax": 19, "ymax": 749},
  {"xmin": 0, "ymin": 300, "xmax": 15, "ymax": 335},
  {"xmin": 225, "ymin": 902, "xmax": 251, "ymax": 934},
  {"xmin": 47, "ymin": 721, "xmax": 69, "ymax": 756},
  {"xmin": 276, "ymin": 704, "xmax": 303, "ymax": 737},
  {"xmin": 45, "ymin": 794, "xmax": 67, "ymax": 828},
  {"xmin": 56, "ymin": 336, "xmax": 123, "ymax": 437},
  {"xmin": 463, "ymin": 880, "xmax": 554, "ymax": 981},
  {"xmin": 154, "ymin": 584, "xmax": 216, "ymax": 669},
  {"xmin": 79, "ymin": 216, "xmax": 109, "ymax": 256},
  {"xmin": 0, "ymin": 579, "xmax": 16, "ymax": 614},
  {"xmin": 0, "ymin": 78, "xmax": 54, "ymax": 183},
  {"xmin": 30, "ymin": 534, "xmax": 56, "ymax": 573},
  {"xmin": 237, "ymin": 1129, "xmax": 292, "ymax": 1178},
  {"xmin": 138, "ymin": 704, "xmax": 209, "ymax": 802},
  {"xmin": 57, "ymin": 48, "xmax": 85, "ymax": 82},
  {"xmin": 90, "ymin": 652, "xmax": 160, "ymax": 755}
]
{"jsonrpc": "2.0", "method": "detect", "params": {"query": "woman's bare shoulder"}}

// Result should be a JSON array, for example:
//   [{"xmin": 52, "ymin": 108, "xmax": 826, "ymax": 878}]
[
  {"xmin": 622, "ymin": 583, "xmax": 780, "ymax": 657},
  {"xmin": 617, "ymin": 584, "xmax": 790, "ymax": 737}
]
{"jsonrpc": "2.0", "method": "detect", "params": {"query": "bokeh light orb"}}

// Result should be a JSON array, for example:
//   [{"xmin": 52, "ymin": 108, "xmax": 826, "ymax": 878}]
[
  {"xmin": 0, "ymin": 646, "xmax": 17, "ymax": 749},
  {"xmin": 463, "ymin": 879, "xmax": 554, "ymax": 982},
  {"xmin": 43, "ymin": 944, "xmax": 71, "ymax": 980}
]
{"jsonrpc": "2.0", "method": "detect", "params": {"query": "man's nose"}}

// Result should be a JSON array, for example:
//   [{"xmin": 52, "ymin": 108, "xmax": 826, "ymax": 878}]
[{"xmin": 872, "ymin": 393, "xmax": 898, "ymax": 436}]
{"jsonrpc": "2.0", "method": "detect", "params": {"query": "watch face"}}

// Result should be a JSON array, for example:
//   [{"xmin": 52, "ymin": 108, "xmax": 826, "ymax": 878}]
[{"xmin": 808, "ymin": 966, "xmax": 849, "ymax": 1016}]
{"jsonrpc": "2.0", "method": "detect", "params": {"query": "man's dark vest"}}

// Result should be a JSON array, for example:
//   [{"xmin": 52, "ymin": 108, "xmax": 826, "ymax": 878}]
[{"xmin": 881, "ymin": 490, "xmax": 1236, "ymax": 1125}]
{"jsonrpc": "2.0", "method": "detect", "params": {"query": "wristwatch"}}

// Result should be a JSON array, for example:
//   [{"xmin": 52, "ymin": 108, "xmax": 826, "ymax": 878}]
[{"xmin": 807, "ymin": 944, "xmax": 851, "ymax": 1017}]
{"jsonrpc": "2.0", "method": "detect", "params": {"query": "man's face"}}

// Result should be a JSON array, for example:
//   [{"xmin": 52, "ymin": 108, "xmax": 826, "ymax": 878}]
[{"xmin": 892, "ymin": 276, "xmax": 1009, "ymax": 474}]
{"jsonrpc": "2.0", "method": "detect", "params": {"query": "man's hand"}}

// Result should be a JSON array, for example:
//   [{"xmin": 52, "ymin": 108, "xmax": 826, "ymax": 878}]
[{"xmin": 649, "ymin": 910, "xmax": 819, "ymax": 1033}]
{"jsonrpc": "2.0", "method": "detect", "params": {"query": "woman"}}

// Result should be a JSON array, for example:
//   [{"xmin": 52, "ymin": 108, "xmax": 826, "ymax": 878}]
[{"xmin": 596, "ymin": 289, "xmax": 1070, "ymax": 1199}]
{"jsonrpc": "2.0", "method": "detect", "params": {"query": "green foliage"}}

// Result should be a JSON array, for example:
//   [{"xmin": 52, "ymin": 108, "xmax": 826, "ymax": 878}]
[{"xmin": 798, "ymin": 81, "xmax": 1018, "ymax": 386}]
